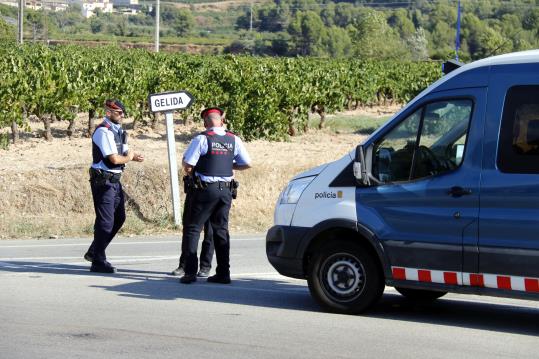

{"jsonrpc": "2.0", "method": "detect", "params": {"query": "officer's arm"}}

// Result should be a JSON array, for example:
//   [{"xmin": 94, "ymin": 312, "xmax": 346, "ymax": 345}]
[
  {"xmin": 233, "ymin": 163, "xmax": 251, "ymax": 170},
  {"xmin": 233, "ymin": 137, "xmax": 251, "ymax": 170},
  {"xmin": 108, "ymin": 151, "xmax": 135, "ymax": 165}
]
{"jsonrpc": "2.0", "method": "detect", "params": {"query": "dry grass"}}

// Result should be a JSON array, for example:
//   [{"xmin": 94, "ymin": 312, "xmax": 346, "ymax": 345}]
[{"xmin": 0, "ymin": 114, "xmax": 373, "ymax": 239}]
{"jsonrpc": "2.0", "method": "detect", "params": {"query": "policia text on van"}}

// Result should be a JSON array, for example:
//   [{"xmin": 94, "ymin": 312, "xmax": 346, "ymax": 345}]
[{"xmin": 266, "ymin": 50, "xmax": 539, "ymax": 314}]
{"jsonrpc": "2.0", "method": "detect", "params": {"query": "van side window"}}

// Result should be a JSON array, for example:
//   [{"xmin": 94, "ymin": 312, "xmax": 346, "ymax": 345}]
[
  {"xmin": 373, "ymin": 99, "xmax": 473, "ymax": 183},
  {"xmin": 497, "ymin": 86, "xmax": 539, "ymax": 174}
]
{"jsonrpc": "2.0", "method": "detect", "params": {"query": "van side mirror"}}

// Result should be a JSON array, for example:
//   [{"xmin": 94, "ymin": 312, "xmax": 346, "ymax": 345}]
[{"xmin": 353, "ymin": 145, "xmax": 370, "ymax": 186}]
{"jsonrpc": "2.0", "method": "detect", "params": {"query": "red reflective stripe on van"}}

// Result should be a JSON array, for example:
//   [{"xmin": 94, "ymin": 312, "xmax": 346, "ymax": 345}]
[
  {"xmin": 392, "ymin": 267, "xmax": 406, "ymax": 280},
  {"xmin": 470, "ymin": 274, "xmax": 484, "ymax": 287},
  {"xmin": 497, "ymin": 276, "xmax": 512, "ymax": 290},
  {"xmin": 418, "ymin": 269, "xmax": 431, "ymax": 282},
  {"xmin": 444, "ymin": 272, "xmax": 458, "ymax": 285},
  {"xmin": 524, "ymin": 278, "xmax": 539, "ymax": 292}
]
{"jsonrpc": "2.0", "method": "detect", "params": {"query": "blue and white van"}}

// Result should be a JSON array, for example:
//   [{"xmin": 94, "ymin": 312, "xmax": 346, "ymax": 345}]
[{"xmin": 266, "ymin": 50, "xmax": 539, "ymax": 314}]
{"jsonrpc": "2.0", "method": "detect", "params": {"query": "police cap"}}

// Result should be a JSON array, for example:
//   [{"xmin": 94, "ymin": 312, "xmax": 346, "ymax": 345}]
[
  {"xmin": 200, "ymin": 107, "xmax": 224, "ymax": 120},
  {"xmin": 105, "ymin": 99, "xmax": 127, "ymax": 116}
]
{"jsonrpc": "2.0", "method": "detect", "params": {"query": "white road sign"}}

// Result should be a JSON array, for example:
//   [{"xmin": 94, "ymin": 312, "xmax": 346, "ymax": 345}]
[{"xmin": 149, "ymin": 91, "xmax": 194, "ymax": 113}]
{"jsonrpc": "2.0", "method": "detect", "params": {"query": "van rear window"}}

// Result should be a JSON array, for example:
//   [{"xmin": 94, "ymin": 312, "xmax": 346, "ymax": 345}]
[{"xmin": 497, "ymin": 85, "xmax": 539, "ymax": 174}]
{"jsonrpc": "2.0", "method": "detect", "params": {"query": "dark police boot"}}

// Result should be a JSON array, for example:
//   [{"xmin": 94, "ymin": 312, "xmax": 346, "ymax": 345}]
[
  {"xmin": 197, "ymin": 267, "xmax": 211, "ymax": 278},
  {"xmin": 207, "ymin": 274, "xmax": 231, "ymax": 284},
  {"xmin": 90, "ymin": 261, "xmax": 116, "ymax": 274},
  {"xmin": 179, "ymin": 274, "xmax": 197, "ymax": 284}
]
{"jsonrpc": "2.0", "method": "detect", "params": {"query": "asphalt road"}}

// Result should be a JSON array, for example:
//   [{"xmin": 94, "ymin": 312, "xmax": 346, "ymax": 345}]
[{"xmin": 0, "ymin": 235, "xmax": 537, "ymax": 359}]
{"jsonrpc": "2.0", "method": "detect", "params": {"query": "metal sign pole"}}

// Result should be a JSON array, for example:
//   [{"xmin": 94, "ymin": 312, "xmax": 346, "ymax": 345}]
[
  {"xmin": 165, "ymin": 111, "xmax": 181, "ymax": 226},
  {"xmin": 148, "ymin": 91, "xmax": 193, "ymax": 226}
]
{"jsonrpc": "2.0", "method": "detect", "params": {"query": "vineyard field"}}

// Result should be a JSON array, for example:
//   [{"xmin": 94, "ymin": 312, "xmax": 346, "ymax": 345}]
[{"xmin": 0, "ymin": 41, "xmax": 440, "ymax": 146}]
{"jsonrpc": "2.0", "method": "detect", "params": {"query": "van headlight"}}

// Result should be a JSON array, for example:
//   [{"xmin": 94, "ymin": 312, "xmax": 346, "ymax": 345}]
[{"xmin": 280, "ymin": 176, "xmax": 316, "ymax": 204}]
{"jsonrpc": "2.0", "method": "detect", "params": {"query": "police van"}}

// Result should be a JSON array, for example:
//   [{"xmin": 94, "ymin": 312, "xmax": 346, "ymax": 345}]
[{"xmin": 266, "ymin": 50, "xmax": 539, "ymax": 314}]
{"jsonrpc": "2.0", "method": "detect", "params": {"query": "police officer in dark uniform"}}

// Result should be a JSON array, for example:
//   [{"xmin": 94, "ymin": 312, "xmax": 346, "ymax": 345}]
[
  {"xmin": 179, "ymin": 107, "xmax": 251, "ymax": 284},
  {"xmin": 85, "ymin": 99, "xmax": 144, "ymax": 273}
]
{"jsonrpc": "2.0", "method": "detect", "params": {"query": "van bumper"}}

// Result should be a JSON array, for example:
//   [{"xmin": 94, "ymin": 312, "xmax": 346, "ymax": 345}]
[{"xmin": 266, "ymin": 225, "xmax": 309, "ymax": 279}]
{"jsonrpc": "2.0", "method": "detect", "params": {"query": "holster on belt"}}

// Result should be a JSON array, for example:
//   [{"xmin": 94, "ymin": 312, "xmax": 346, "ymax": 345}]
[
  {"xmin": 183, "ymin": 175, "xmax": 207, "ymax": 193},
  {"xmin": 89, "ymin": 168, "xmax": 121, "ymax": 184},
  {"xmin": 231, "ymin": 179, "xmax": 239, "ymax": 199},
  {"xmin": 183, "ymin": 175, "xmax": 194, "ymax": 193}
]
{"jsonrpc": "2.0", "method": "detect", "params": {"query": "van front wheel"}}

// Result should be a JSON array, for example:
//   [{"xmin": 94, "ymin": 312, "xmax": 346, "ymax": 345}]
[{"xmin": 307, "ymin": 241, "xmax": 384, "ymax": 314}]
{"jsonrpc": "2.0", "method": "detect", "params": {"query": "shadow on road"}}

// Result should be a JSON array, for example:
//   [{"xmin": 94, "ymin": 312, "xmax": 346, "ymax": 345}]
[{"xmin": 1, "ymin": 261, "xmax": 538, "ymax": 336}]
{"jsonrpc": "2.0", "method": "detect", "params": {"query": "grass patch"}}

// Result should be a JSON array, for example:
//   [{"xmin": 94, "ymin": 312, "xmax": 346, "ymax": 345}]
[{"xmin": 309, "ymin": 114, "xmax": 390, "ymax": 135}]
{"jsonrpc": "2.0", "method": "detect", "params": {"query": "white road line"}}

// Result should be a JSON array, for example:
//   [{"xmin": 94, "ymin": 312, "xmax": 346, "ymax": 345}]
[
  {"xmin": 0, "ymin": 237, "xmax": 265, "ymax": 249},
  {"xmin": 0, "ymin": 255, "xmax": 179, "ymax": 261}
]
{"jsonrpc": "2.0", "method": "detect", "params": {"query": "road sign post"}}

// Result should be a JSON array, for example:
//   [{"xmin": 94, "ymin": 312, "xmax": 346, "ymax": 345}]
[{"xmin": 148, "ymin": 91, "xmax": 194, "ymax": 226}]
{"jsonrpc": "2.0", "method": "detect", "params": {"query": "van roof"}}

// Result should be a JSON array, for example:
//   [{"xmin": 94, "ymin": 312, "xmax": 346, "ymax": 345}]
[
  {"xmin": 467, "ymin": 49, "xmax": 539, "ymax": 68},
  {"xmin": 364, "ymin": 50, "xmax": 539, "ymax": 146},
  {"xmin": 401, "ymin": 50, "xmax": 538, "ymax": 114}
]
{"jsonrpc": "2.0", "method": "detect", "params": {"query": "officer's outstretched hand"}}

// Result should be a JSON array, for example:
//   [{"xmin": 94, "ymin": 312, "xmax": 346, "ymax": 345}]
[{"xmin": 132, "ymin": 152, "xmax": 144, "ymax": 162}]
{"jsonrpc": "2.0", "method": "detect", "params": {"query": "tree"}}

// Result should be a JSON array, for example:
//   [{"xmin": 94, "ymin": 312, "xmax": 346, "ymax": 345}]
[
  {"xmin": 388, "ymin": 9, "xmax": 416, "ymax": 38},
  {"xmin": 90, "ymin": 17, "xmax": 104, "ymax": 34},
  {"xmin": 407, "ymin": 27, "xmax": 429, "ymax": 61},
  {"xmin": 324, "ymin": 26, "xmax": 352, "ymax": 57},
  {"xmin": 0, "ymin": 18, "xmax": 13, "ymax": 40},
  {"xmin": 288, "ymin": 11, "xmax": 326, "ymax": 56},
  {"xmin": 172, "ymin": 9, "xmax": 195, "ymax": 37},
  {"xmin": 349, "ymin": 10, "xmax": 409, "ymax": 60},
  {"xmin": 26, "ymin": 11, "xmax": 47, "ymax": 41}
]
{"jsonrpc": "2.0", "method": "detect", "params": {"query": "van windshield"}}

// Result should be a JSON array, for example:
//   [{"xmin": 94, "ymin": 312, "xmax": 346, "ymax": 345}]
[{"xmin": 373, "ymin": 99, "xmax": 473, "ymax": 183}]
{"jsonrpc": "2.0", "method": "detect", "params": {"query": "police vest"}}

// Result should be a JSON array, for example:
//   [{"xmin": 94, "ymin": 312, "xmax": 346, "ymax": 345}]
[
  {"xmin": 92, "ymin": 121, "xmax": 126, "ymax": 171},
  {"xmin": 194, "ymin": 130, "xmax": 235, "ymax": 177}
]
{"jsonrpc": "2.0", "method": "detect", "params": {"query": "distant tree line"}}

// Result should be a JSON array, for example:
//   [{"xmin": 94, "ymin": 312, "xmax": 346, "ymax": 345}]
[
  {"xmin": 230, "ymin": 0, "xmax": 539, "ymax": 60},
  {"xmin": 1, "ymin": 0, "xmax": 538, "ymax": 60},
  {"xmin": 0, "ymin": 4, "xmax": 196, "ymax": 40}
]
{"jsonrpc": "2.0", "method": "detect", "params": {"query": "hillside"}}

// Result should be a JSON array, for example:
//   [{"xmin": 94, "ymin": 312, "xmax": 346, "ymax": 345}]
[{"xmin": 1, "ymin": 0, "xmax": 538, "ymax": 59}]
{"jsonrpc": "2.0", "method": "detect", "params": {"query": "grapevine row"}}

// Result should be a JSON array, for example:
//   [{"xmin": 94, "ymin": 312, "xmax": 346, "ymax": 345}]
[{"xmin": 0, "ymin": 42, "xmax": 440, "ymax": 142}]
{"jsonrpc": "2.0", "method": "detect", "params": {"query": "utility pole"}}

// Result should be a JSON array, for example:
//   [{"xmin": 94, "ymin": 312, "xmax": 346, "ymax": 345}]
[
  {"xmin": 17, "ymin": 0, "xmax": 23, "ymax": 44},
  {"xmin": 155, "ymin": 0, "xmax": 160, "ymax": 52}
]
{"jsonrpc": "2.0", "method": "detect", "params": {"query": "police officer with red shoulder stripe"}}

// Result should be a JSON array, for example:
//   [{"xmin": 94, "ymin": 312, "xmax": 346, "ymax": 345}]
[
  {"xmin": 179, "ymin": 107, "xmax": 251, "ymax": 284},
  {"xmin": 85, "ymin": 99, "xmax": 144, "ymax": 273}
]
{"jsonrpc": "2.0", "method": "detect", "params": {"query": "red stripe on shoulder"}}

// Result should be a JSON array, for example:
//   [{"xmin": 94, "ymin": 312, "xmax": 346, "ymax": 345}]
[{"xmin": 97, "ymin": 122, "xmax": 111, "ymax": 130}]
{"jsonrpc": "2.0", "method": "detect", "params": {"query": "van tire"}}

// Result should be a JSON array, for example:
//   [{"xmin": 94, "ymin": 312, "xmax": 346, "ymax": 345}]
[
  {"xmin": 395, "ymin": 287, "xmax": 447, "ymax": 301},
  {"xmin": 307, "ymin": 241, "xmax": 384, "ymax": 314}
]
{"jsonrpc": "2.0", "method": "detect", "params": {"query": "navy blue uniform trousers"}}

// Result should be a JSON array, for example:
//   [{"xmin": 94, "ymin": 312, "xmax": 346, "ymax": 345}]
[
  {"xmin": 182, "ymin": 183, "xmax": 232, "ymax": 276},
  {"xmin": 179, "ymin": 188, "xmax": 214, "ymax": 270},
  {"xmin": 89, "ymin": 179, "xmax": 126, "ymax": 263},
  {"xmin": 179, "ymin": 220, "xmax": 214, "ymax": 270}
]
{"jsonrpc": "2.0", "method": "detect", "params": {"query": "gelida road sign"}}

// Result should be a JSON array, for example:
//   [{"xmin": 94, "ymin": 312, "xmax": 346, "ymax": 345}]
[{"xmin": 149, "ymin": 91, "xmax": 194, "ymax": 113}]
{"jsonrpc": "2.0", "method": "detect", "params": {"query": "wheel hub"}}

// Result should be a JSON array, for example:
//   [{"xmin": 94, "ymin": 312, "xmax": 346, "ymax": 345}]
[{"xmin": 321, "ymin": 253, "xmax": 366, "ymax": 302}]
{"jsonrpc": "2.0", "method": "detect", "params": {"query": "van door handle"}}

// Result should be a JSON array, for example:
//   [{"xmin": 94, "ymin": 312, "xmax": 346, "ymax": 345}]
[{"xmin": 448, "ymin": 186, "xmax": 472, "ymax": 197}]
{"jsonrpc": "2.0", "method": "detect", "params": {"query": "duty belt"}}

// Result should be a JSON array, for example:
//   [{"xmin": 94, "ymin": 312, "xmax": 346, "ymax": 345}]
[
  {"xmin": 183, "ymin": 175, "xmax": 236, "ymax": 193},
  {"xmin": 203, "ymin": 181, "xmax": 232, "ymax": 188},
  {"xmin": 89, "ymin": 168, "xmax": 122, "ymax": 183}
]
